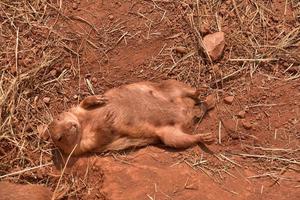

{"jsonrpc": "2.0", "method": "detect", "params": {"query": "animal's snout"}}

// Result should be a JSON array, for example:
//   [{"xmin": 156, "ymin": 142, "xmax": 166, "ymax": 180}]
[{"xmin": 52, "ymin": 132, "xmax": 62, "ymax": 141}]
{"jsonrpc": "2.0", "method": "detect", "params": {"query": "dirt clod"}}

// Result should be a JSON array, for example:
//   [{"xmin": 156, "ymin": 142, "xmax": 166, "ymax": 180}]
[
  {"xmin": 50, "ymin": 69, "xmax": 57, "ymax": 77},
  {"xmin": 92, "ymin": 77, "xmax": 98, "ymax": 83},
  {"xmin": 72, "ymin": 2, "xmax": 78, "ymax": 10},
  {"xmin": 221, "ymin": 118, "xmax": 238, "ymax": 139},
  {"xmin": 221, "ymin": 119, "xmax": 236, "ymax": 133},
  {"xmin": 204, "ymin": 94, "xmax": 216, "ymax": 110},
  {"xmin": 242, "ymin": 120, "xmax": 252, "ymax": 130},
  {"xmin": 237, "ymin": 110, "xmax": 246, "ymax": 118},
  {"xmin": 73, "ymin": 94, "xmax": 78, "ymax": 99},
  {"xmin": 200, "ymin": 23, "xmax": 210, "ymax": 35},
  {"xmin": 203, "ymin": 32, "xmax": 225, "ymax": 61},
  {"xmin": 43, "ymin": 97, "xmax": 51, "ymax": 104},
  {"xmin": 224, "ymin": 96, "xmax": 234, "ymax": 104},
  {"xmin": 108, "ymin": 14, "xmax": 114, "ymax": 20},
  {"xmin": 173, "ymin": 46, "xmax": 187, "ymax": 54}
]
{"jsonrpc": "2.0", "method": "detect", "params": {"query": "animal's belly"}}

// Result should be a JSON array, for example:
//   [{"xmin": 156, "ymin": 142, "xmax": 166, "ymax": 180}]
[
  {"xmin": 118, "ymin": 102, "xmax": 190, "ymax": 126},
  {"xmin": 106, "ymin": 87, "xmax": 197, "ymax": 126}
]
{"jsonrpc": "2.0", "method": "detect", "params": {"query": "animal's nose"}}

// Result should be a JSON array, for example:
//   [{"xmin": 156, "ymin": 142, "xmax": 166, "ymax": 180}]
[
  {"xmin": 56, "ymin": 135, "xmax": 62, "ymax": 141},
  {"xmin": 53, "ymin": 133, "xmax": 62, "ymax": 141}
]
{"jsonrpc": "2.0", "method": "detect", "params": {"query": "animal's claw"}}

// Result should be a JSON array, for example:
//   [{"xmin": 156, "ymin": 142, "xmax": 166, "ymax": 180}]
[
  {"xmin": 96, "ymin": 95, "xmax": 108, "ymax": 103},
  {"xmin": 199, "ymin": 132, "xmax": 215, "ymax": 145}
]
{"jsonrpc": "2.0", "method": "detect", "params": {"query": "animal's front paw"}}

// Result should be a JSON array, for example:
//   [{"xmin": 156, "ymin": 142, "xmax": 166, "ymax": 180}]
[
  {"xmin": 80, "ymin": 95, "xmax": 108, "ymax": 109},
  {"xmin": 198, "ymin": 132, "xmax": 215, "ymax": 145},
  {"xmin": 94, "ymin": 95, "xmax": 108, "ymax": 105}
]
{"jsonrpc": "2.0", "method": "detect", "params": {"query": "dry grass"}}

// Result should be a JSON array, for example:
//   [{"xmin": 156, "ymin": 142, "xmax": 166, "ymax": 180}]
[
  {"xmin": 0, "ymin": 0, "xmax": 91, "ymax": 198},
  {"xmin": 149, "ymin": 0, "xmax": 299, "ymax": 87}
]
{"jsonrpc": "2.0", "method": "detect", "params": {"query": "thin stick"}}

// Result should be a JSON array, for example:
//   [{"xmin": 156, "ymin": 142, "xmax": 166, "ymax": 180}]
[
  {"xmin": 232, "ymin": 0, "xmax": 243, "ymax": 25},
  {"xmin": 85, "ymin": 79, "xmax": 95, "ymax": 95},
  {"xmin": 218, "ymin": 121, "xmax": 222, "ymax": 144},
  {"xmin": 219, "ymin": 154, "xmax": 242, "ymax": 168},
  {"xmin": 283, "ymin": 63, "xmax": 294, "ymax": 73},
  {"xmin": 274, "ymin": 129, "xmax": 278, "ymax": 140},
  {"xmin": 234, "ymin": 153, "xmax": 300, "ymax": 165},
  {"xmin": 212, "ymin": 65, "xmax": 246, "ymax": 85},
  {"xmin": 52, "ymin": 144, "xmax": 78, "ymax": 200},
  {"xmin": 105, "ymin": 31, "xmax": 128, "ymax": 53},
  {"xmin": 244, "ymin": 145, "xmax": 298, "ymax": 152},
  {"xmin": 15, "ymin": 28, "xmax": 19, "ymax": 75},
  {"xmin": 0, "ymin": 163, "xmax": 52, "ymax": 179},
  {"xmin": 168, "ymin": 51, "xmax": 195, "ymax": 73},
  {"xmin": 248, "ymin": 103, "xmax": 286, "ymax": 108},
  {"xmin": 69, "ymin": 16, "xmax": 99, "ymax": 34},
  {"xmin": 229, "ymin": 58, "xmax": 278, "ymax": 62},
  {"xmin": 261, "ymin": 185, "xmax": 264, "ymax": 194},
  {"xmin": 146, "ymin": 194, "xmax": 155, "ymax": 200},
  {"xmin": 284, "ymin": 0, "xmax": 288, "ymax": 15}
]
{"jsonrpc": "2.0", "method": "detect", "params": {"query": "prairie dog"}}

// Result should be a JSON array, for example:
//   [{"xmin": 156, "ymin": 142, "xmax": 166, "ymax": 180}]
[
  {"xmin": 0, "ymin": 182, "xmax": 52, "ymax": 200},
  {"xmin": 48, "ymin": 80, "xmax": 215, "ymax": 155}
]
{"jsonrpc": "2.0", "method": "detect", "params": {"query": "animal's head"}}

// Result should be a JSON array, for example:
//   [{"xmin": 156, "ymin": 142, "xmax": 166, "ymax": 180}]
[{"xmin": 48, "ymin": 112, "xmax": 81, "ymax": 154}]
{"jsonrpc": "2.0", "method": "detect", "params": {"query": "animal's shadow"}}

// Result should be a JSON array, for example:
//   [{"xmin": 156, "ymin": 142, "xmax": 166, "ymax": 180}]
[{"xmin": 52, "ymin": 142, "xmax": 214, "ymax": 170}]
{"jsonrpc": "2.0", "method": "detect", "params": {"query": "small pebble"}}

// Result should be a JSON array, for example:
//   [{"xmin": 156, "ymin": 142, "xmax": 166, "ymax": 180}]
[
  {"xmin": 50, "ymin": 69, "xmax": 57, "ymax": 77},
  {"xmin": 173, "ymin": 46, "xmax": 187, "ymax": 54},
  {"xmin": 25, "ymin": 124, "xmax": 33, "ymax": 132},
  {"xmin": 72, "ymin": 2, "xmax": 78, "ymax": 10},
  {"xmin": 237, "ymin": 110, "xmax": 246, "ymax": 118},
  {"xmin": 43, "ymin": 97, "xmax": 50, "ymax": 104},
  {"xmin": 200, "ymin": 23, "xmax": 210, "ymax": 35},
  {"xmin": 225, "ymin": 0, "xmax": 231, "ymax": 5},
  {"xmin": 242, "ymin": 120, "xmax": 252, "ymax": 130},
  {"xmin": 108, "ymin": 14, "xmax": 114, "ymax": 20},
  {"xmin": 224, "ymin": 96, "xmax": 234, "ymax": 104},
  {"xmin": 283, "ymin": 62, "xmax": 289, "ymax": 67},
  {"xmin": 203, "ymin": 32, "xmax": 225, "ymax": 61},
  {"xmin": 221, "ymin": 119, "xmax": 236, "ymax": 133},
  {"xmin": 91, "ymin": 77, "xmax": 98, "ymax": 83},
  {"xmin": 85, "ymin": 73, "xmax": 91, "ymax": 78},
  {"xmin": 204, "ymin": 94, "xmax": 216, "ymax": 110}
]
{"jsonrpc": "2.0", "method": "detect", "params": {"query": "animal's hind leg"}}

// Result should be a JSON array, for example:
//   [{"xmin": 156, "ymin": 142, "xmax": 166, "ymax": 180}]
[{"xmin": 156, "ymin": 126, "xmax": 214, "ymax": 148}]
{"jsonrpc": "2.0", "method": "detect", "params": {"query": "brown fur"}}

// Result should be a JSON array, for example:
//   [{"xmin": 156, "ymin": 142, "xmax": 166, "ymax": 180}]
[
  {"xmin": 0, "ymin": 182, "xmax": 52, "ymax": 200},
  {"xmin": 48, "ymin": 80, "xmax": 214, "ymax": 155}
]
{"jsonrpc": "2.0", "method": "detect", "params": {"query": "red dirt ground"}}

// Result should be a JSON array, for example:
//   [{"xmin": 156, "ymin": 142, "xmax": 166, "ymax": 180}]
[
  {"xmin": 49, "ymin": 0, "xmax": 299, "ymax": 199},
  {"xmin": 1, "ymin": 0, "xmax": 299, "ymax": 200},
  {"xmin": 41, "ymin": 1, "xmax": 300, "ymax": 199}
]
